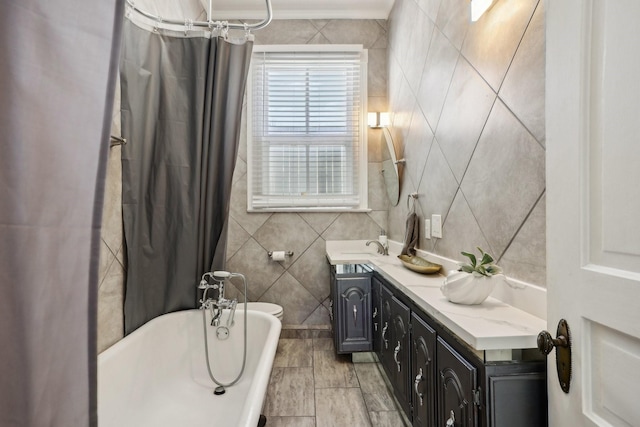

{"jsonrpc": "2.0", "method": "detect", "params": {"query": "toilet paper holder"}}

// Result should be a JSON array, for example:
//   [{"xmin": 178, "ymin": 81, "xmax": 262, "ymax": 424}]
[{"xmin": 268, "ymin": 251, "xmax": 294, "ymax": 259}]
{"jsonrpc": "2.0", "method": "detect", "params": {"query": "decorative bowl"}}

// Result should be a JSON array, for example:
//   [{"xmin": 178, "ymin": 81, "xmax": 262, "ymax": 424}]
[
  {"xmin": 440, "ymin": 271, "xmax": 502, "ymax": 305},
  {"xmin": 397, "ymin": 255, "xmax": 442, "ymax": 274}
]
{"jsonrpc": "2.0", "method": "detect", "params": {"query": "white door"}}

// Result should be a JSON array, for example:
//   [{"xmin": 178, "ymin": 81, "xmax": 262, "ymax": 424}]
[{"xmin": 547, "ymin": 0, "xmax": 640, "ymax": 425}]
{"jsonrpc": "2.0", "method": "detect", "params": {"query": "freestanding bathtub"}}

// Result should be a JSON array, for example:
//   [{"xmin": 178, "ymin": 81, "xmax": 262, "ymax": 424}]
[{"xmin": 98, "ymin": 309, "xmax": 281, "ymax": 427}]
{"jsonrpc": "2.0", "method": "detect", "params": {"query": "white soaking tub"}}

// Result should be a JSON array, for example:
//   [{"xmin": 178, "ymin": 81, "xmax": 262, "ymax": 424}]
[{"xmin": 98, "ymin": 309, "xmax": 281, "ymax": 427}]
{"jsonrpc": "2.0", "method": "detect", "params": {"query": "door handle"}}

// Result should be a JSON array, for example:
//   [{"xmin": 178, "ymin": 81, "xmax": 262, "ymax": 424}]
[
  {"xmin": 382, "ymin": 322, "xmax": 388, "ymax": 349},
  {"xmin": 394, "ymin": 341, "xmax": 401, "ymax": 372},
  {"xmin": 353, "ymin": 305, "xmax": 358, "ymax": 326},
  {"xmin": 445, "ymin": 410, "xmax": 455, "ymax": 426},
  {"xmin": 537, "ymin": 319, "xmax": 572, "ymax": 393},
  {"xmin": 414, "ymin": 368, "xmax": 424, "ymax": 406}
]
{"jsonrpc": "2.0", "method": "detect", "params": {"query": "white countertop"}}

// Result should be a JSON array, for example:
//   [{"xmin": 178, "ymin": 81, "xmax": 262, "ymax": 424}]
[{"xmin": 326, "ymin": 240, "xmax": 547, "ymax": 352}]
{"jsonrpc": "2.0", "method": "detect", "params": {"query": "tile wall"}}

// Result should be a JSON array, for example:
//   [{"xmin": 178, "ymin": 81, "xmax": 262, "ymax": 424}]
[
  {"xmin": 224, "ymin": 20, "xmax": 390, "ymax": 327},
  {"xmin": 386, "ymin": 0, "xmax": 546, "ymax": 286},
  {"xmin": 98, "ymin": 76, "xmax": 126, "ymax": 353}
]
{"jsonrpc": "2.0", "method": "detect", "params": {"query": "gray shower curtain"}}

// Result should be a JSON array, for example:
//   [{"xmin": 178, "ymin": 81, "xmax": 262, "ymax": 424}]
[
  {"xmin": 0, "ymin": 0, "xmax": 123, "ymax": 425},
  {"xmin": 120, "ymin": 20, "xmax": 252, "ymax": 334}
]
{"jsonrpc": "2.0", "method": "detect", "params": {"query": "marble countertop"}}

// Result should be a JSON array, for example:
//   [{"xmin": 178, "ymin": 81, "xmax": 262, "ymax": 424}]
[{"xmin": 326, "ymin": 240, "xmax": 546, "ymax": 352}]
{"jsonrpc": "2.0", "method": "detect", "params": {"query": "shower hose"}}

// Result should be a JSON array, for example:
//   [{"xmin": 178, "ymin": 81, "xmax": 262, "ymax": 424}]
[{"xmin": 201, "ymin": 273, "xmax": 248, "ymax": 388}]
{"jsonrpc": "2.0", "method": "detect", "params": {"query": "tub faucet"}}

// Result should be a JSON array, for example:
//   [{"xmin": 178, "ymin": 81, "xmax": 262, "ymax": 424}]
[
  {"xmin": 366, "ymin": 240, "xmax": 388, "ymax": 255},
  {"xmin": 199, "ymin": 271, "xmax": 240, "ymax": 327}
]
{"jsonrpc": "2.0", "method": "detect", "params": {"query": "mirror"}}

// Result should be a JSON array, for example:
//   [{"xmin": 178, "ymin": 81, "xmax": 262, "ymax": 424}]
[{"xmin": 380, "ymin": 128, "xmax": 402, "ymax": 206}]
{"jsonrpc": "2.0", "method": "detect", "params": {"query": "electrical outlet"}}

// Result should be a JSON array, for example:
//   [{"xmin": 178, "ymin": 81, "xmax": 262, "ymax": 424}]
[
  {"xmin": 432, "ymin": 214, "xmax": 442, "ymax": 238},
  {"xmin": 425, "ymin": 219, "xmax": 431, "ymax": 239}
]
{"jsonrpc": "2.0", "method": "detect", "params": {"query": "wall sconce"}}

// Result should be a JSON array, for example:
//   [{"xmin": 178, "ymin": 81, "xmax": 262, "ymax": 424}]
[
  {"xmin": 368, "ymin": 112, "xmax": 390, "ymax": 128},
  {"xmin": 471, "ymin": 0, "xmax": 494, "ymax": 21}
]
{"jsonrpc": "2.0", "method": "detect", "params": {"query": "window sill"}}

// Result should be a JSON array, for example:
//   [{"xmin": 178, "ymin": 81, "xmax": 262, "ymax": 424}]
[{"xmin": 247, "ymin": 208, "xmax": 373, "ymax": 213}]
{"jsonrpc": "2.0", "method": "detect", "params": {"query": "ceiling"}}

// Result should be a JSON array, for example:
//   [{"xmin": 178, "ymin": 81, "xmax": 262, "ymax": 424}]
[{"xmin": 206, "ymin": 0, "xmax": 396, "ymax": 20}]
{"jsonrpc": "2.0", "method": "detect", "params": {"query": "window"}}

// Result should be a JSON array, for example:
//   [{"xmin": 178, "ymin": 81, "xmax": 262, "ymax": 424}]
[{"xmin": 247, "ymin": 45, "xmax": 368, "ymax": 211}]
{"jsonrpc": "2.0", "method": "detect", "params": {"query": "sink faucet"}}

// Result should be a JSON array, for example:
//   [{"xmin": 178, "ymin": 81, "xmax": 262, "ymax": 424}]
[
  {"xmin": 366, "ymin": 240, "xmax": 388, "ymax": 256},
  {"xmin": 199, "ymin": 271, "xmax": 239, "ymax": 327}
]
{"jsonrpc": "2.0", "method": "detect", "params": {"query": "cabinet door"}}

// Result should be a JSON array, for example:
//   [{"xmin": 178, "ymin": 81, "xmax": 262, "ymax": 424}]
[
  {"xmin": 335, "ymin": 276, "xmax": 371, "ymax": 353},
  {"xmin": 380, "ymin": 285, "xmax": 394, "ymax": 376},
  {"xmin": 390, "ymin": 295, "xmax": 411, "ymax": 418},
  {"xmin": 437, "ymin": 337, "xmax": 478, "ymax": 427},
  {"xmin": 371, "ymin": 277, "xmax": 382, "ymax": 354},
  {"xmin": 411, "ymin": 313, "xmax": 436, "ymax": 427}
]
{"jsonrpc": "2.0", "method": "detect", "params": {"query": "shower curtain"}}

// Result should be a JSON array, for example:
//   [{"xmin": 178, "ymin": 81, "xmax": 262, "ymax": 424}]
[
  {"xmin": 0, "ymin": 0, "xmax": 123, "ymax": 425},
  {"xmin": 120, "ymin": 20, "xmax": 252, "ymax": 334}
]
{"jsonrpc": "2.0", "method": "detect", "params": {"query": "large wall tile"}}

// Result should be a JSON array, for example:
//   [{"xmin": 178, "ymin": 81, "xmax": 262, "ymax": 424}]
[
  {"xmin": 389, "ymin": 71, "xmax": 416, "ymax": 145},
  {"xmin": 417, "ymin": 28, "xmax": 460, "ymax": 130},
  {"xmin": 403, "ymin": 9, "xmax": 435, "ymax": 93},
  {"xmin": 288, "ymin": 237, "xmax": 331, "ymax": 302},
  {"xmin": 299, "ymin": 213, "xmax": 340, "ymax": 235},
  {"xmin": 253, "ymin": 213, "xmax": 319, "ymax": 266},
  {"xmin": 499, "ymin": 1, "xmax": 545, "ymax": 144},
  {"xmin": 254, "ymin": 20, "xmax": 320, "ymax": 45},
  {"xmin": 322, "ymin": 212, "xmax": 383, "ymax": 241},
  {"xmin": 461, "ymin": 100, "xmax": 545, "ymax": 257},
  {"xmin": 97, "ymin": 259, "xmax": 125, "ymax": 353},
  {"xmin": 229, "ymin": 175, "xmax": 271, "ymax": 235},
  {"xmin": 403, "ymin": 106, "xmax": 434, "ymax": 189},
  {"xmin": 320, "ymin": 20, "xmax": 386, "ymax": 48},
  {"xmin": 435, "ymin": 0, "xmax": 470, "ymax": 50},
  {"xmin": 435, "ymin": 190, "xmax": 492, "ymax": 261},
  {"xmin": 368, "ymin": 48, "xmax": 388, "ymax": 97},
  {"xmin": 226, "ymin": 218, "xmax": 250, "ymax": 261},
  {"xmin": 499, "ymin": 193, "xmax": 546, "ymax": 286},
  {"xmin": 417, "ymin": 139, "xmax": 459, "ymax": 226},
  {"xmin": 418, "ymin": 0, "xmax": 443, "ymax": 22},
  {"xmin": 226, "ymin": 238, "xmax": 284, "ymax": 301},
  {"xmin": 260, "ymin": 272, "xmax": 320, "ymax": 325},
  {"xmin": 461, "ymin": 0, "xmax": 539, "ymax": 91},
  {"xmin": 435, "ymin": 57, "xmax": 496, "ymax": 183},
  {"xmin": 368, "ymin": 162, "xmax": 388, "ymax": 211}
]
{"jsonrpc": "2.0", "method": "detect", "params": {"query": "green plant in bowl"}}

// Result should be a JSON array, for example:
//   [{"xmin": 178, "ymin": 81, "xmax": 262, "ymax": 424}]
[{"xmin": 458, "ymin": 247, "xmax": 502, "ymax": 277}]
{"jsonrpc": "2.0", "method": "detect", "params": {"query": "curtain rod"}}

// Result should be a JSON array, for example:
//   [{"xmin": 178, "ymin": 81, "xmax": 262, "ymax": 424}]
[{"xmin": 125, "ymin": 0, "xmax": 273, "ymax": 32}]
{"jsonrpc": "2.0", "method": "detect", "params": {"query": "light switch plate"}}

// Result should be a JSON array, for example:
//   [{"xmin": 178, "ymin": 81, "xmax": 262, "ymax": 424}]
[
  {"xmin": 425, "ymin": 219, "xmax": 431, "ymax": 239},
  {"xmin": 432, "ymin": 214, "xmax": 442, "ymax": 238}
]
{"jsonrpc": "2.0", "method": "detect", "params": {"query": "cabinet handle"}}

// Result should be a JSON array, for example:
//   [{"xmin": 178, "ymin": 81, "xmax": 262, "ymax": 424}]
[
  {"xmin": 382, "ymin": 322, "xmax": 389, "ymax": 349},
  {"xmin": 414, "ymin": 368, "xmax": 424, "ymax": 406},
  {"xmin": 353, "ymin": 305, "xmax": 358, "ymax": 326},
  {"xmin": 394, "ymin": 341, "xmax": 401, "ymax": 372},
  {"xmin": 373, "ymin": 307, "xmax": 378, "ymax": 318},
  {"xmin": 374, "ymin": 322, "xmax": 378, "ymax": 332},
  {"xmin": 445, "ymin": 410, "xmax": 455, "ymax": 427}
]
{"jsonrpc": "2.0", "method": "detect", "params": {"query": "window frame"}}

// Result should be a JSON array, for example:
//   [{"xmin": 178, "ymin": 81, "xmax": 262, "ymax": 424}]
[{"xmin": 246, "ymin": 44, "xmax": 369, "ymax": 212}]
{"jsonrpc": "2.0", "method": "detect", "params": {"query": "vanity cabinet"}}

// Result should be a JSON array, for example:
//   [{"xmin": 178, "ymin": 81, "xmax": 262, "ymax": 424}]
[
  {"xmin": 371, "ymin": 272, "xmax": 547, "ymax": 427},
  {"xmin": 379, "ymin": 288, "xmax": 411, "ymax": 417},
  {"xmin": 411, "ymin": 313, "xmax": 436, "ymax": 427},
  {"xmin": 329, "ymin": 264, "xmax": 372, "ymax": 354},
  {"xmin": 437, "ymin": 337, "xmax": 478, "ymax": 427},
  {"xmin": 371, "ymin": 276, "xmax": 382, "ymax": 353}
]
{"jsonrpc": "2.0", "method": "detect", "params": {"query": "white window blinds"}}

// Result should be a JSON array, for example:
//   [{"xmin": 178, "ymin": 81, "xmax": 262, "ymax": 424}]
[{"xmin": 248, "ymin": 47, "xmax": 367, "ymax": 211}]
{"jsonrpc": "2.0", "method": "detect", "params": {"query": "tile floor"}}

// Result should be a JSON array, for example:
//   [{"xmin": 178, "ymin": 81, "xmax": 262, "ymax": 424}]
[{"xmin": 262, "ymin": 335, "xmax": 409, "ymax": 427}]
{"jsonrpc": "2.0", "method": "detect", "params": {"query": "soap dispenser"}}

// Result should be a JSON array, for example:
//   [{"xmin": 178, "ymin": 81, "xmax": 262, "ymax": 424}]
[{"xmin": 378, "ymin": 229, "xmax": 387, "ymax": 247}]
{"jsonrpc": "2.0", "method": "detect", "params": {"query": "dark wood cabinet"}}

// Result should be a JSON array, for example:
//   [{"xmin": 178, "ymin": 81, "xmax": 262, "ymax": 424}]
[
  {"xmin": 330, "ymin": 265, "xmax": 546, "ymax": 427},
  {"xmin": 437, "ymin": 337, "xmax": 478, "ymax": 427},
  {"xmin": 330, "ymin": 265, "xmax": 372, "ymax": 354},
  {"xmin": 371, "ymin": 276, "xmax": 382, "ymax": 354},
  {"xmin": 411, "ymin": 312, "xmax": 436, "ymax": 427},
  {"xmin": 372, "ymin": 272, "xmax": 547, "ymax": 427},
  {"xmin": 389, "ymin": 294, "xmax": 411, "ymax": 417}
]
